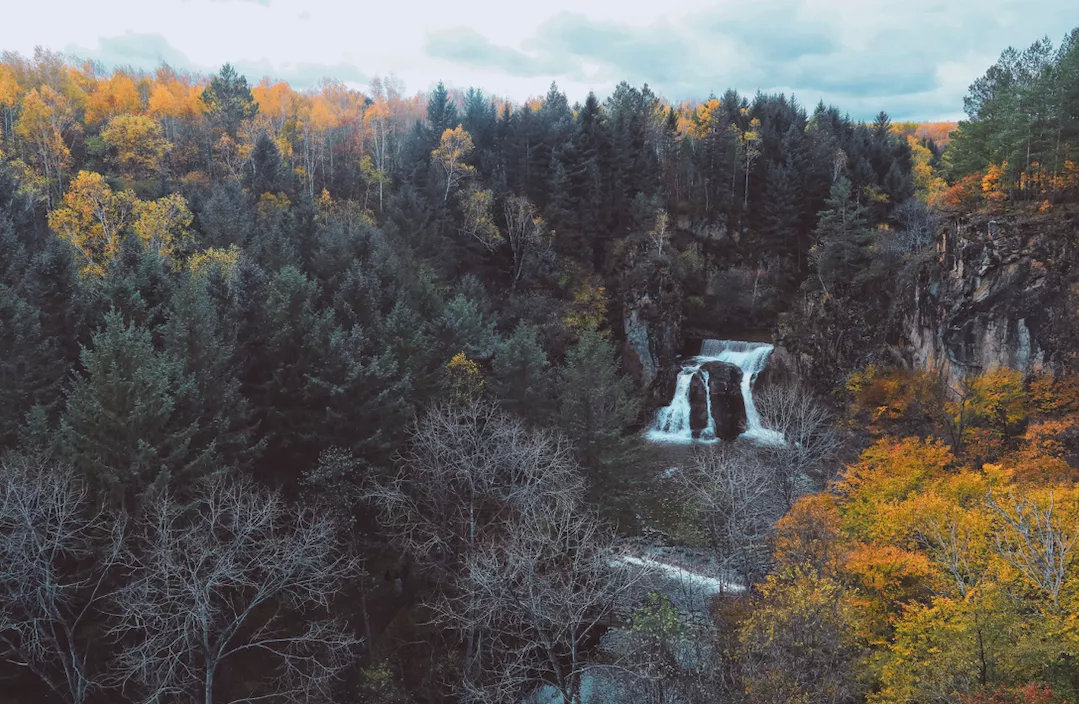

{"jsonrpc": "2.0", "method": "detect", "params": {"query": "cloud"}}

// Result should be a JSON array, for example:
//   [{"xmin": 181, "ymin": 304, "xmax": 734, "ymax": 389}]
[
  {"xmin": 426, "ymin": 27, "xmax": 569, "ymax": 77},
  {"xmin": 66, "ymin": 32, "xmax": 196, "ymax": 72},
  {"xmin": 66, "ymin": 31, "xmax": 365, "ymax": 89}
]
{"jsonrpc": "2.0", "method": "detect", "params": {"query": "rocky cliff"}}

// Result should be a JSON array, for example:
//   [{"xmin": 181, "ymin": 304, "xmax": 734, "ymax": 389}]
[{"xmin": 908, "ymin": 209, "xmax": 1079, "ymax": 387}]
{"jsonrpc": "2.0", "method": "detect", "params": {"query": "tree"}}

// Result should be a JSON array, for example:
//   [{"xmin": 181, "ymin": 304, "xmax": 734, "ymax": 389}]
[
  {"xmin": 676, "ymin": 445, "xmax": 778, "ymax": 587},
  {"xmin": 201, "ymin": 63, "xmax": 257, "ymax": 135},
  {"xmin": 101, "ymin": 114, "xmax": 171, "ymax": 181},
  {"xmin": 47, "ymin": 170, "xmax": 136, "ymax": 277},
  {"xmin": 492, "ymin": 323, "xmax": 550, "ymax": 421},
  {"xmin": 432, "ymin": 124, "xmax": 474, "ymax": 203},
  {"xmin": 738, "ymin": 570, "xmax": 867, "ymax": 704},
  {"xmin": 369, "ymin": 403, "xmax": 594, "ymax": 697},
  {"xmin": 646, "ymin": 207, "xmax": 671, "ymax": 256},
  {"xmin": 59, "ymin": 311, "xmax": 212, "ymax": 496},
  {"xmin": 0, "ymin": 453, "xmax": 124, "ymax": 704},
  {"xmin": 131, "ymin": 192, "xmax": 193, "ymax": 258},
  {"xmin": 756, "ymin": 381, "xmax": 842, "ymax": 508},
  {"xmin": 14, "ymin": 85, "xmax": 76, "ymax": 206},
  {"xmin": 809, "ymin": 176, "xmax": 873, "ymax": 297},
  {"xmin": 458, "ymin": 185, "xmax": 502, "ymax": 250},
  {"xmin": 502, "ymin": 193, "xmax": 549, "ymax": 288},
  {"xmin": 558, "ymin": 329, "xmax": 639, "ymax": 472},
  {"xmin": 111, "ymin": 476, "xmax": 360, "ymax": 704}
]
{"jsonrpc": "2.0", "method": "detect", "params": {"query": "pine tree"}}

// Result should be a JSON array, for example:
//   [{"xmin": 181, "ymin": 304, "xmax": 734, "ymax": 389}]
[
  {"xmin": 60, "ymin": 311, "xmax": 212, "ymax": 495},
  {"xmin": 559, "ymin": 329, "xmax": 639, "ymax": 473},
  {"xmin": 201, "ymin": 63, "xmax": 257, "ymax": 135},
  {"xmin": 492, "ymin": 323, "xmax": 550, "ymax": 421}
]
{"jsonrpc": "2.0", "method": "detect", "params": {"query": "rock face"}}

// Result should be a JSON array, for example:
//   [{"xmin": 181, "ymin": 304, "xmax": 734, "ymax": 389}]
[
  {"xmin": 620, "ymin": 251, "xmax": 684, "ymax": 403},
  {"xmin": 688, "ymin": 372, "xmax": 710, "ymax": 436},
  {"xmin": 908, "ymin": 211, "xmax": 1079, "ymax": 387},
  {"xmin": 701, "ymin": 361, "xmax": 745, "ymax": 440}
]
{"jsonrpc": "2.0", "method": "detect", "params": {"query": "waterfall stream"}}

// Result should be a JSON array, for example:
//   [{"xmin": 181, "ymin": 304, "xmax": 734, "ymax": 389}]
[{"xmin": 646, "ymin": 339, "xmax": 784, "ymax": 445}]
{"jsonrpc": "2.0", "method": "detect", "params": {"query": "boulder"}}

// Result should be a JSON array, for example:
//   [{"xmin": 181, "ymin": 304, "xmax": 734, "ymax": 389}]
[
  {"xmin": 701, "ymin": 361, "xmax": 745, "ymax": 441},
  {"xmin": 688, "ymin": 372, "xmax": 710, "ymax": 437}
]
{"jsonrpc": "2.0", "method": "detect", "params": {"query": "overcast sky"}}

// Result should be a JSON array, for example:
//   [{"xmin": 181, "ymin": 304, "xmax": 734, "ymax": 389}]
[{"xmin": 2, "ymin": 0, "xmax": 1077, "ymax": 121}]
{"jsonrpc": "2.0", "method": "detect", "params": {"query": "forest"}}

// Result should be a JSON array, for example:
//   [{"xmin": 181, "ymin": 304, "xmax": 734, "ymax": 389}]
[{"xmin": 1, "ymin": 21, "xmax": 1079, "ymax": 704}]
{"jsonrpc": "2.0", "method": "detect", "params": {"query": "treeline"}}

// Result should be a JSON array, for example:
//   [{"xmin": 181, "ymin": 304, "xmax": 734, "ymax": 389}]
[{"xmin": 945, "ymin": 28, "xmax": 1079, "ymax": 207}]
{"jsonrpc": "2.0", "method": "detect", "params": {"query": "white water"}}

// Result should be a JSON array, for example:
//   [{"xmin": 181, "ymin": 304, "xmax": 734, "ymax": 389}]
[{"xmin": 646, "ymin": 339, "xmax": 784, "ymax": 445}]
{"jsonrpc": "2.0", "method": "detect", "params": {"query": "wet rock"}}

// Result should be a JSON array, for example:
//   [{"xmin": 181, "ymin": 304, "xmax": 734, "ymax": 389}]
[{"xmin": 701, "ymin": 361, "xmax": 745, "ymax": 441}]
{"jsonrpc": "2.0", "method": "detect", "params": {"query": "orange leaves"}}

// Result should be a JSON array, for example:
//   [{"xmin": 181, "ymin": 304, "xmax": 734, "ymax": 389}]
[
  {"xmin": 932, "ymin": 172, "xmax": 983, "ymax": 211},
  {"xmin": 982, "ymin": 162, "xmax": 1009, "ymax": 208},
  {"xmin": 85, "ymin": 71, "xmax": 141, "ymax": 124},
  {"xmin": 147, "ymin": 69, "xmax": 204, "ymax": 122},
  {"xmin": 773, "ymin": 493, "xmax": 843, "ymax": 573}
]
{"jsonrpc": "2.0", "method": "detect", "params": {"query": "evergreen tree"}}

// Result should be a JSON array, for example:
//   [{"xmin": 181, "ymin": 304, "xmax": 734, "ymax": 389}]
[
  {"xmin": 809, "ymin": 177, "xmax": 873, "ymax": 297},
  {"xmin": 201, "ymin": 63, "xmax": 257, "ymax": 135},
  {"xmin": 492, "ymin": 323, "xmax": 550, "ymax": 421},
  {"xmin": 60, "ymin": 311, "xmax": 212, "ymax": 496},
  {"xmin": 558, "ymin": 329, "xmax": 639, "ymax": 474}
]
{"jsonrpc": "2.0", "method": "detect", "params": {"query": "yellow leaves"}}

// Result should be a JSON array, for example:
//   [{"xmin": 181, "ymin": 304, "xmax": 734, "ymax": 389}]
[
  {"xmin": 564, "ymin": 280, "xmax": 608, "ymax": 334},
  {"xmin": 431, "ymin": 124, "xmax": 474, "ymax": 202},
  {"xmin": 48, "ymin": 170, "xmax": 193, "ymax": 275},
  {"xmin": 458, "ymin": 185, "xmax": 502, "ymax": 250},
  {"xmin": 132, "ymin": 193, "xmax": 192, "ymax": 257},
  {"xmin": 258, "ymin": 191, "xmax": 291, "ymax": 218},
  {"xmin": 0, "ymin": 64, "xmax": 18, "ymax": 109},
  {"xmin": 101, "ymin": 114, "xmax": 171, "ymax": 179},
  {"xmin": 444, "ymin": 352, "xmax": 485, "ymax": 403},
  {"xmin": 48, "ymin": 170, "xmax": 135, "ymax": 276},
  {"xmin": 188, "ymin": 246, "xmax": 240, "ymax": 280}
]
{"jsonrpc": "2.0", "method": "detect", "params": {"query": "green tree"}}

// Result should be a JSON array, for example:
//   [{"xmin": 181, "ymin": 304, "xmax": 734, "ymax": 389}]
[
  {"xmin": 558, "ymin": 329, "xmax": 639, "ymax": 472},
  {"xmin": 60, "ymin": 311, "xmax": 212, "ymax": 496},
  {"xmin": 492, "ymin": 323, "xmax": 550, "ymax": 421},
  {"xmin": 201, "ymin": 63, "xmax": 257, "ymax": 135}
]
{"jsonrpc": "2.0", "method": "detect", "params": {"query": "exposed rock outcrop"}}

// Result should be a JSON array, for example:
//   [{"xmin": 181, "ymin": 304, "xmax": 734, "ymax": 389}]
[
  {"xmin": 908, "ymin": 210, "xmax": 1079, "ymax": 387},
  {"xmin": 701, "ymin": 361, "xmax": 745, "ymax": 440}
]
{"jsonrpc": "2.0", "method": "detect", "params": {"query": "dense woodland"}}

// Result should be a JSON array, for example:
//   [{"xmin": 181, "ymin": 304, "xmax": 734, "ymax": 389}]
[{"xmin": 1, "ymin": 23, "xmax": 1079, "ymax": 704}]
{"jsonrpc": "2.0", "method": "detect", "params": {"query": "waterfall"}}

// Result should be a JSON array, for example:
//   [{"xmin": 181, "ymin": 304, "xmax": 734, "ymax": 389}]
[{"xmin": 646, "ymin": 339, "xmax": 783, "ymax": 445}]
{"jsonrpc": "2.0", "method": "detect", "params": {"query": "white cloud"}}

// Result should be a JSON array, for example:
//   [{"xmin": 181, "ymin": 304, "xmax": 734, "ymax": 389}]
[{"xmin": 1, "ymin": 0, "xmax": 1076, "ymax": 119}]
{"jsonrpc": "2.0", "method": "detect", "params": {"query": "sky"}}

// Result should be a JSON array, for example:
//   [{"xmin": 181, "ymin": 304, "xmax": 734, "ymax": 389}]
[{"xmin": 1, "ymin": 0, "xmax": 1077, "ymax": 121}]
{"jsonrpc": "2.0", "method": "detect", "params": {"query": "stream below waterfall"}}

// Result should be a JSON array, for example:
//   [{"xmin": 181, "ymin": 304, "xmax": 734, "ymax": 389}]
[{"xmin": 646, "ymin": 339, "xmax": 784, "ymax": 445}]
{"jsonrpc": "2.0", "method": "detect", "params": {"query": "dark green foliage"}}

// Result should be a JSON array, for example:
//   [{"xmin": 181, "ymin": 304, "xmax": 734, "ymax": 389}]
[
  {"xmin": 60, "ymin": 311, "xmax": 213, "ymax": 495},
  {"xmin": 492, "ymin": 323, "xmax": 550, "ymax": 421},
  {"xmin": 559, "ymin": 329, "xmax": 640, "ymax": 473},
  {"xmin": 948, "ymin": 29, "xmax": 1079, "ymax": 200},
  {"xmin": 201, "ymin": 63, "xmax": 258, "ymax": 135}
]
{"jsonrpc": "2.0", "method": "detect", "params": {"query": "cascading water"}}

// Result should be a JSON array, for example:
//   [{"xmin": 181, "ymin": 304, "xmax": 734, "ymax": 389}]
[
  {"xmin": 646, "ymin": 339, "xmax": 784, "ymax": 445},
  {"xmin": 647, "ymin": 361, "xmax": 715, "ymax": 442}
]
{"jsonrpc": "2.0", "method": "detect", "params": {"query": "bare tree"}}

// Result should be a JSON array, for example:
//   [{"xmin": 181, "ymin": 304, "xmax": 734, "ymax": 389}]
[
  {"xmin": 676, "ymin": 446, "xmax": 778, "ymax": 588},
  {"xmin": 110, "ymin": 475, "xmax": 360, "ymax": 704},
  {"xmin": 756, "ymin": 382, "xmax": 841, "ymax": 509},
  {"xmin": 448, "ymin": 500, "xmax": 639, "ymax": 703},
  {"xmin": 0, "ymin": 453, "xmax": 123, "ymax": 704},
  {"xmin": 502, "ymin": 195, "xmax": 549, "ymax": 289},
  {"xmin": 370, "ymin": 402, "xmax": 585, "ymax": 578},
  {"xmin": 369, "ymin": 402, "xmax": 633, "ymax": 702},
  {"xmin": 987, "ymin": 489, "xmax": 1078, "ymax": 605},
  {"xmin": 647, "ymin": 208, "xmax": 670, "ymax": 256}
]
